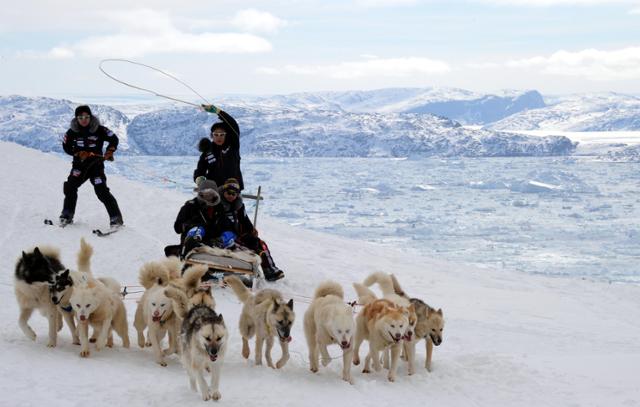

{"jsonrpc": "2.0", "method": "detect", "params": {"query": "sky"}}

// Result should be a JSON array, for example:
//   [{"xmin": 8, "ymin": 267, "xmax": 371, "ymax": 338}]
[{"xmin": 1, "ymin": 0, "xmax": 639, "ymax": 99}]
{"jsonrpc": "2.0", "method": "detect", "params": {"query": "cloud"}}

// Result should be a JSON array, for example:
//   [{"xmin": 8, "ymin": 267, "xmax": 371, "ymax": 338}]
[
  {"xmin": 279, "ymin": 57, "xmax": 450, "ymax": 79},
  {"xmin": 475, "ymin": 0, "xmax": 637, "ymax": 5},
  {"xmin": 256, "ymin": 67, "xmax": 281, "ymax": 75},
  {"xmin": 630, "ymin": 6, "xmax": 640, "ymax": 13},
  {"xmin": 354, "ymin": 0, "xmax": 419, "ymax": 6},
  {"xmin": 505, "ymin": 46, "xmax": 640, "ymax": 80},
  {"xmin": 230, "ymin": 9, "xmax": 287, "ymax": 33},
  {"xmin": 17, "ymin": 9, "xmax": 272, "ymax": 59}
]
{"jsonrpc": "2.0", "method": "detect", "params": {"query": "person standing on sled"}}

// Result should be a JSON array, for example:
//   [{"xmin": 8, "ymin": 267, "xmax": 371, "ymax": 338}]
[
  {"xmin": 194, "ymin": 105, "xmax": 244, "ymax": 191},
  {"xmin": 59, "ymin": 105, "xmax": 123, "ymax": 227},
  {"xmin": 172, "ymin": 179, "xmax": 225, "ymax": 259},
  {"xmin": 218, "ymin": 178, "xmax": 285, "ymax": 282}
]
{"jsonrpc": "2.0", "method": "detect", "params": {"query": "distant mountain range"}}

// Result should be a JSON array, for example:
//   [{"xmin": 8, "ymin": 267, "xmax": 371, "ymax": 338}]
[{"xmin": 1, "ymin": 94, "xmax": 576, "ymax": 158}]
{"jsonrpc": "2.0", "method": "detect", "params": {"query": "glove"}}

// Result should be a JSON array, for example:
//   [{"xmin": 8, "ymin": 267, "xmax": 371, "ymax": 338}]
[
  {"xmin": 221, "ymin": 231, "xmax": 237, "ymax": 249},
  {"xmin": 195, "ymin": 176, "xmax": 207, "ymax": 187},
  {"xmin": 104, "ymin": 148, "xmax": 116, "ymax": 161},
  {"xmin": 201, "ymin": 104, "xmax": 221, "ymax": 114},
  {"xmin": 186, "ymin": 226, "xmax": 205, "ymax": 241},
  {"xmin": 75, "ymin": 151, "xmax": 92, "ymax": 161}
]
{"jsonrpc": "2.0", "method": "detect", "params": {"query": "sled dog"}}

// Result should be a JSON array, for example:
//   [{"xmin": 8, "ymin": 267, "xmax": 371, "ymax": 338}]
[
  {"xmin": 14, "ymin": 245, "xmax": 65, "ymax": 347},
  {"xmin": 225, "ymin": 275, "xmax": 294, "ymax": 369},
  {"xmin": 180, "ymin": 301, "xmax": 227, "ymax": 400},
  {"xmin": 389, "ymin": 274, "xmax": 445, "ymax": 373},
  {"xmin": 304, "ymin": 280, "xmax": 355, "ymax": 383},
  {"xmin": 70, "ymin": 270, "xmax": 129, "ymax": 357},
  {"xmin": 363, "ymin": 272, "xmax": 419, "ymax": 372},
  {"xmin": 164, "ymin": 264, "xmax": 214, "ymax": 319},
  {"xmin": 134, "ymin": 260, "xmax": 181, "ymax": 366},
  {"xmin": 47, "ymin": 238, "xmax": 94, "ymax": 345},
  {"xmin": 352, "ymin": 283, "xmax": 411, "ymax": 382}
]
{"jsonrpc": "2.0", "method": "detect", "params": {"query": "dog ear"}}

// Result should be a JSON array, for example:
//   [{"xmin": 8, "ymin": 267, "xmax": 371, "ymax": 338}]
[
  {"xmin": 61, "ymin": 269, "xmax": 70, "ymax": 278},
  {"xmin": 216, "ymin": 313, "xmax": 224, "ymax": 323},
  {"xmin": 437, "ymin": 308, "xmax": 443, "ymax": 316},
  {"xmin": 287, "ymin": 298, "xmax": 294, "ymax": 310},
  {"xmin": 33, "ymin": 247, "xmax": 42, "ymax": 257},
  {"xmin": 272, "ymin": 299, "xmax": 280, "ymax": 311}
]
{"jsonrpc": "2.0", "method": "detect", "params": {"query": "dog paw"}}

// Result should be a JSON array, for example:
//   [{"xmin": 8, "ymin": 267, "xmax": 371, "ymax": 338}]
[
  {"xmin": 80, "ymin": 350, "xmax": 90, "ymax": 358},
  {"xmin": 211, "ymin": 391, "xmax": 221, "ymax": 401},
  {"xmin": 310, "ymin": 367, "xmax": 318, "ymax": 373},
  {"xmin": 201, "ymin": 394, "xmax": 210, "ymax": 401},
  {"xmin": 352, "ymin": 357, "xmax": 360, "ymax": 366},
  {"xmin": 26, "ymin": 331, "xmax": 37, "ymax": 341},
  {"xmin": 47, "ymin": 340, "xmax": 57, "ymax": 348},
  {"xmin": 72, "ymin": 337, "xmax": 81, "ymax": 345},
  {"xmin": 343, "ymin": 375, "xmax": 354, "ymax": 385},
  {"xmin": 157, "ymin": 360, "xmax": 168, "ymax": 367},
  {"xmin": 321, "ymin": 357, "xmax": 331, "ymax": 367},
  {"xmin": 276, "ymin": 359, "xmax": 288, "ymax": 369},
  {"xmin": 89, "ymin": 337, "xmax": 97, "ymax": 343},
  {"xmin": 162, "ymin": 348, "xmax": 175, "ymax": 356},
  {"xmin": 145, "ymin": 341, "xmax": 152, "ymax": 347},
  {"xmin": 387, "ymin": 374, "xmax": 396, "ymax": 382},
  {"xmin": 362, "ymin": 368, "xmax": 370, "ymax": 374}
]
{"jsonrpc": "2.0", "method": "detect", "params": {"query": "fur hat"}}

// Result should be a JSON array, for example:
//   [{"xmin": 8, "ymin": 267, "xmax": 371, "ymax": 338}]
[
  {"xmin": 222, "ymin": 178, "xmax": 241, "ymax": 193},
  {"xmin": 196, "ymin": 180, "xmax": 221, "ymax": 206},
  {"xmin": 74, "ymin": 105, "xmax": 92, "ymax": 117},
  {"xmin": 198, "ymin": 137, "xmax": 212, "ymax": 153}
]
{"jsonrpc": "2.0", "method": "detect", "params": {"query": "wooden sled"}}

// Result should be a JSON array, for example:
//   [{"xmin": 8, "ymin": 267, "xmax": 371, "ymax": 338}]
[{"xmin": 183, "ymin": 245, "xmax": 265, "ymax": 288}]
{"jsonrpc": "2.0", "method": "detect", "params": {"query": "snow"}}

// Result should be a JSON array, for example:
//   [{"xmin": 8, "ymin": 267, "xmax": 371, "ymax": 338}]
[{"xmin": 1, "ymin": 141, "xmax": 639, "ymax": 406}]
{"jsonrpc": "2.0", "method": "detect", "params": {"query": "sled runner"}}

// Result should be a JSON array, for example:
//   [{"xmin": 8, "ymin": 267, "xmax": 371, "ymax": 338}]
[{"xmin": 182, "ymin": 245, "xmax": 264, "ymax": 287}]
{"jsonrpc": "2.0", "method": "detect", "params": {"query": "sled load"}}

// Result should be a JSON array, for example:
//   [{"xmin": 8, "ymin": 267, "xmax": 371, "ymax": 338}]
[{"xmin": 183, "ymin": 245, "xmax": 265, "ymax": 287}]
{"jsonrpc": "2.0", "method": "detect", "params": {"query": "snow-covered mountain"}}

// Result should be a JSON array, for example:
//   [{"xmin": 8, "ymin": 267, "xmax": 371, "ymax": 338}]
[
  {"xmin": 127, "ymin": 105, "xmax": 575, "ymax": 157},
  {"xmin": 0, "ymin": 95, "xmax": 137, "ymax": 154},
  {"xmin": 235, "ymin": 88, "xmax": 545, "ymax": 125},
  {"xmin": 487, "ymin": 93, "xmax": 640, "ymax": 131}
]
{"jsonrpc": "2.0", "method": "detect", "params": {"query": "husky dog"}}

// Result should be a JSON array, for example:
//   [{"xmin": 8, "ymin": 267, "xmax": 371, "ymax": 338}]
[
  {"xmin": 70, "ymin": 272, "xmax": 130, "ymax": 357},
  {"xmin": 179, "ymin": 293, "xmax": 227, "ymax": 400},
  {"xmin": 164, "ymin": 264, "xmax": 214, "ymax": 318},
  {"xmin": 225, "ymin": 275, "xmax": 294, "ymax": 369},
  {"xmin": 303, "ymin": 281, "xmax": 355, "ymax": 384},
  {"xmin": 14, "ymin": 246, "xmax": 65, "ymax": 347},
  {"xmin": 389, "ymin": 274, "xmax": 444, "ymax": 373},
  {"xmin": 363, "ymin": 272, "xmax": 418, "ymax": 372},
  {"xmin": 133, "ymin": 260, "xmax": 181, "ymax": 366},
  {"xmin": 47, "ymin": 238, "xmax": 94, "ymax": 346},
  {"xmin": 352, "ymin": 283, "xmax": 410, "ymax": 382}
]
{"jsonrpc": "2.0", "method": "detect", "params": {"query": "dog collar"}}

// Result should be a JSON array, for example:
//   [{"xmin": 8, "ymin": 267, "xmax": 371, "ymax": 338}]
[{"xmin": 61, "ymin": 304, "xmax": 73, "ymax": 313}]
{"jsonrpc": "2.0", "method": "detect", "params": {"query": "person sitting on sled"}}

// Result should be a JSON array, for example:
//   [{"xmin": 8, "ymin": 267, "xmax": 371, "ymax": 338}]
[
  {"xmin": 171, "ymin": 179, "xmax": 225, "ymax": 259},
  {"xmin": 218, "ymin": 178, "xmax": 285, "ymax": 282},
  {"xmin": 59, "ymin": 105, "xmax": 123, "ymax": 227},
  {"xmin": 194, "ymin": 105, "xmax": 244, "ymax": 191}
]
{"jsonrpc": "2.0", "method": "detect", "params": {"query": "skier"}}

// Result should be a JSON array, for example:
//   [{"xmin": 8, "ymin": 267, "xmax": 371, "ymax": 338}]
[
  {"xmin": 218, "ymin": 178, "xmax": 285, "ymax": 281},
  {"xmin": 194, "ymin": 105, "xmax": 244, "ymax": 191},
  {"xmin": 59, "ymin": 105, "xmax": 123, "ymax": 227}
]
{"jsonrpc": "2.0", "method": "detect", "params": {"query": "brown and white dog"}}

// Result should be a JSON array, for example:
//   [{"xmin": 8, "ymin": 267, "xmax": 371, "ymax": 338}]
[
  {"xmin": 352, "ymin": 283, "xmax": 411, "ymax": 382},
  {"xmin": 225, "ymin": 275, "xmax": 295, "ymax": 369}
]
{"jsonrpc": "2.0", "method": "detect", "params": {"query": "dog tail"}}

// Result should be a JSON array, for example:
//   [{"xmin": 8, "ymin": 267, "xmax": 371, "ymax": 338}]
[
  {"xmin": 313, "ymin": 280, "xmax": 344, "ymax": 300},
  {"xmin": 389, "ymin": 273, "xmax": 409, "ymax": 299},
  {"xmin": 181, "ymin": 264, "xmax": 209, "ymax": 296},
  {"xmin": 98, "ymin": 276, "xmax": 121, "ymax": 294},
  {"xmin": 76, "ymin": 238, "xmax": 93, "ymax": 274},
  {"xmin": 138, "ymin": 261, "xmax": 170, "ymax": 289},
  {"xmin": 353, "ymin": 282, "xmax": 377, "ymax": 306},
  {"xmin": 164, "ymin": 286, "xmax": 189, "ymax": 319},
  {"xmin": 363, "ymin": 272, "xmax": 397, "ymax": 296},
  {"xmin": 224, "ymin": 275, "xmax": 252, "ymax": 304},
  {"xmin": 162, "ymin": 256, "xmax": 183, "ymax": 281}
]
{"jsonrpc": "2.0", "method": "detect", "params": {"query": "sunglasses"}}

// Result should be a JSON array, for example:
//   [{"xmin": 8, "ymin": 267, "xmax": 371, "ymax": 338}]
[
  {"xmin": 76, "ymin": 115, "xmax": 91, "ymax": 120},
  {"xmin": 224, "ymin": 190, "xmax": 238, "ymax": 197},
  {"xmin": 211, "ymin": 132, "xmax": 226, "ymax": 137}
]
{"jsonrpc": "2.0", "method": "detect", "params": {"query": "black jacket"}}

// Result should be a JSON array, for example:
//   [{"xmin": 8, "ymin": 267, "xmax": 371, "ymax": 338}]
[
  {"xmin": 62, "ymin": 116, "xmax": 118, "ymax": 164},
  {"xmin": 173, "ymin": 198, "xmax": 225, "ymax": 244},
  {"xmin": 219, "ymin": 196, "xmax": 255, "ymax": 239},
  {"xmin": 193, "ymin": 111, "xmax": 244, "ymax": 190}
]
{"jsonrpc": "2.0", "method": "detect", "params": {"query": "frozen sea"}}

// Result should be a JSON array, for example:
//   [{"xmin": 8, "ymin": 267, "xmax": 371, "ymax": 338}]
[{"xmin": 104, "ymin": 155, "xmax": 639, "ymax": 284}]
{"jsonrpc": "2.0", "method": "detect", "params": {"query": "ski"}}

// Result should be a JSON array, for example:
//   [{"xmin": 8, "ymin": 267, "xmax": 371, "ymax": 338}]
[
  {"xmin": 44, "ymin": 218, "xmax": 72, "ymax": 228},
  {"xmin": 92, "ymin": 226, "xmax": 122, "ymax": 237}
]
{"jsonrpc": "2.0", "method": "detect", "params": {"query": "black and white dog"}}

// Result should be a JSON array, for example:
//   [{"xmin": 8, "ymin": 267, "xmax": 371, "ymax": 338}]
[{"xmin": 14, "ymin": 246, "xmax": 66, "ymax": 347}]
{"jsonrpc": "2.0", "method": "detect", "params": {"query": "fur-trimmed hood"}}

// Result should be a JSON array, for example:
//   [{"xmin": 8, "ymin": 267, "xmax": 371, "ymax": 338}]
[{"xmin": 70, "ymin": 116, "xmax": 101, "ymax": 133}]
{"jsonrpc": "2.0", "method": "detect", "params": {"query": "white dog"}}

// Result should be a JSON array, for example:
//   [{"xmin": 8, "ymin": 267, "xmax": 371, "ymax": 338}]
[{"xmin": 304, "ymin": 280, "xmax": 355, "ymax": 384}]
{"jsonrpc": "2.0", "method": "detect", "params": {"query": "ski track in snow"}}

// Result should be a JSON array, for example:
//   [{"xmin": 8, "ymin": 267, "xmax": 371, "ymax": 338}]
[{"xmin": 1, "ymin": 142, "xmax": 639, "ymax": 407}]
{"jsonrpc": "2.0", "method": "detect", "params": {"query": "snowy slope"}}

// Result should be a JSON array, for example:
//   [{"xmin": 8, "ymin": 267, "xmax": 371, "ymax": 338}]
[
  {"xmin": 0, "ymin": 95, "xmax": 138, "ymax": 154},
  {"xmin": 1, "ymin": 141, "xmax": 639, "ymax": 406},
  {"xmin": 487, "ymin": 93, "xmax": 640, "ymax": 131}
]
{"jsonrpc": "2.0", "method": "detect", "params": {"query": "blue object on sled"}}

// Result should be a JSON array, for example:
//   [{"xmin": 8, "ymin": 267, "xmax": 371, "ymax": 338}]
[
  {"xmin": 187, "ymin": 226, "xmax": 205, "ymax": 241},
  {"xmin": 221, "ymin": 231, "xmax": 236, "ymax": 249}
]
